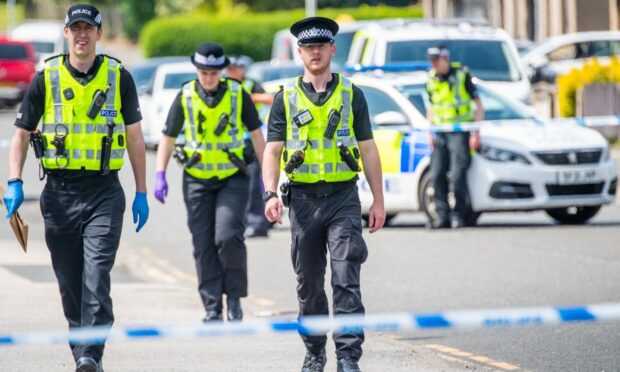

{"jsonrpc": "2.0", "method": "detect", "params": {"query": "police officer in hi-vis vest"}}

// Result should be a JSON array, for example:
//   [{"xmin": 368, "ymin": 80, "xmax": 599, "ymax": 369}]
[
  {"xmin": 426, "ymin": 45, "xmax": 484, "ymax": 229},
  {"xmin": 4, "ymin": 4, "xmax": 149, "ymax": 371},
  {"xmin": 226, "ymin": 55, "xmax": 274, "ymax": 238},
  {"xmin": 263, "ymin": 17, "xmax": 385, "ymax": 372},
  {"xmin": 154, "ymin": 43, "xmax": 266, "ymax": 323}
]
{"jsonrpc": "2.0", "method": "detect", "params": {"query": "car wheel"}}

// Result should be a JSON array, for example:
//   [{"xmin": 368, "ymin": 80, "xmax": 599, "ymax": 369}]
[
  {"xmin": 545, "ymin": 206, "xmax": 601, "ymax": 225},
  {"xmin": 362, "ymin": 214, "xmax": 396, "ymax": 226},
  {"xmin": 419, "ymin": 171, "xmax": 481, "ymax": 226}
]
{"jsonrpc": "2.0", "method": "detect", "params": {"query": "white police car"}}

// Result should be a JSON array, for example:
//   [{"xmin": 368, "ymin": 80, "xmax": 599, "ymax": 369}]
[
  {"xmin": 346, "ymin": 21, "xmax": 532, "ymax": 104},
  {"xmin": 352, "ymin": 73, "xmax": 617, "ymax": 225}
]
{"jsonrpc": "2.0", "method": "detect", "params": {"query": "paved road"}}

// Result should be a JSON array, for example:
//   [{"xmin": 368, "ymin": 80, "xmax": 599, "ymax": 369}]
[{"xmin": 1, "ymin": 108, "xmax": 620, "ymax": 371}]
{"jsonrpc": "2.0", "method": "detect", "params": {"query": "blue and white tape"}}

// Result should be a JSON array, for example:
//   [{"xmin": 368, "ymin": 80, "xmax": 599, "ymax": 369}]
[
  {"xmin": 429, "ymin": 115, "xmax": 620, "ymax": 133},
  {"xmin": 1, "ymin": 303, "xmax": 619, "ymax": 347}
]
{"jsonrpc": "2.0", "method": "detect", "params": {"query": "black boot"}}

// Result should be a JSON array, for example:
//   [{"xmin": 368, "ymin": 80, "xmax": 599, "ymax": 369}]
[
  {"xmin": 337, "ymin": 357, "xmax": 361, "ymax": 372},
  {"xmin": 76, "ymin": 356, "xmax": 103, "ymax": 372},
  {"xmin": 203, "ymin": 310, "xmax": 223, "ymax": 323},
  {"xmin": 226, "ymin": 297, "xmax": 243, "ymax": 321},
  {"xmin": 301, "ymin": 349, "xmax": 326, "ymax": 372}
]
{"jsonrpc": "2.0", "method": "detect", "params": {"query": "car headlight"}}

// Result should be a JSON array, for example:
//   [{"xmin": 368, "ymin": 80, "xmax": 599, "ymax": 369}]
[
  {"xmin": 602, "ymin": 146, "xmax": 611, "ymax": 161},
  {"xmin": 478, "ymin": 145, "xmax": 531, "ymax": 164}
]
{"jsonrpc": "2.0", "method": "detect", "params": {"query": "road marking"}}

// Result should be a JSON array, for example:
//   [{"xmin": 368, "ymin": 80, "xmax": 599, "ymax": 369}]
[
  {"xmin": 121, "ymin": 244, "xmax": 279, "ymax": 312},
  {"xmin": 425, "ymin": 343, "xmax": 522, "ymax": 371}
]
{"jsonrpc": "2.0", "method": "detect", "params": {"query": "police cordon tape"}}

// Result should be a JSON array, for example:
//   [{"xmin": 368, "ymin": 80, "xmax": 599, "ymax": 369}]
[
  {"xmin": 0, "ymin": 115, "xmax": 619, "ymax": 150},
  {"xmin": 1, "ymin": 302, "xmax": 620, "ymax": 346}
]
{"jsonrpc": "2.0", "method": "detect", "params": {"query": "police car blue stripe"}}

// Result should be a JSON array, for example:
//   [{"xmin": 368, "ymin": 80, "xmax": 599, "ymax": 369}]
[{"xmin": 0, "ymin": 303, "xmax": 619, "ymax": 346}]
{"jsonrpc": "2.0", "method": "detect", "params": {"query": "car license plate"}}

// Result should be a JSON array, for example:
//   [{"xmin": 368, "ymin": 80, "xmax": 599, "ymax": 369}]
[{"xmin": 556, "ymin": 168, "xmax": 599, "ymax": 185}]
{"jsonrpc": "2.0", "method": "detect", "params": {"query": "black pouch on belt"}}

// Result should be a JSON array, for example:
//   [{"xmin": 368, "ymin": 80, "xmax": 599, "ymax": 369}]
[{"xmin": 280, "ymin": 182, "xmax": 290, "ymax": 207}]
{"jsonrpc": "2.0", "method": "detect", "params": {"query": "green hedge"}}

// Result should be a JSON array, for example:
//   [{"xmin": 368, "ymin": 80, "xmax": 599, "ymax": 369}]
[{"xmin": 141, "ymin": 5, "xmax": 423, "ymax": 61}]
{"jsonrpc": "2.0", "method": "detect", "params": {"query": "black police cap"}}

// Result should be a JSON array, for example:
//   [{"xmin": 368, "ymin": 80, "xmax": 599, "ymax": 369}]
[
  {"xmin": 65, "ymin": 4, "xmax": 102, "ymax": 27},
  {"xmin": 290, "ymin": 16, "xmax": 339, "ymax": 45},
  {"xmin": 191, "ymin": 42, "xmax": 230, "ymax": 70}
]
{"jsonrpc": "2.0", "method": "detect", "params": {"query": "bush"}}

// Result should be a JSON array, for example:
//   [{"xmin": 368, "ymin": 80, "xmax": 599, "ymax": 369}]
[
  {"xmin": 141, "ymin": 5, "xmax": 423, "ymax": 61},
  {"xmin": 557, "ymin": 56, "xmax": 620, "ymax": 117}
]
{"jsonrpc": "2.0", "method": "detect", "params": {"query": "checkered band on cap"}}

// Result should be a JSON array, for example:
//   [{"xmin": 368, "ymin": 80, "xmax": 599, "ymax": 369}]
[
  {"xmin": 193, "ymin": 52, "xmax": 226, "ymax": 66},
  {"xmin": 297, "ymin": 27, "xmax": 334, "ymax": 41}
]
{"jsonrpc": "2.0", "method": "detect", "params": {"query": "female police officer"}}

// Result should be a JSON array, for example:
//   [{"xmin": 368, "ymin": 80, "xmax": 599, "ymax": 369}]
[
  {"xmin": 262, "ymin": 17, "xmax": 385, "ymax": 372},
  {"xmin": 4, "ymin": 4, "xmax": 148, "ymax": 371},
  {"xmin": 154, "ymin": 43, "xmax": 265, "ymax": 323}
]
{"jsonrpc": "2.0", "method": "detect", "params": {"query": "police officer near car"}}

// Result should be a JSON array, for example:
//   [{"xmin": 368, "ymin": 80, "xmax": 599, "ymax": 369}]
[
  {"xmin": 263, "ymin": 17, "xmax": 385, "ymax": 372},
  {"xmin": 154, "ymin": 43, "xmax": 266, "ymax": 323},
  {"xmin": 227, "ymin": 55, "xmax": 274, "ymax": 238},
  {"xmin": 3, "ymin": 4, "xmax": 149, "ymax": 372},
  {"xmin": 426, "ymin": 45, "xmax": 484, "ymax": 229}
]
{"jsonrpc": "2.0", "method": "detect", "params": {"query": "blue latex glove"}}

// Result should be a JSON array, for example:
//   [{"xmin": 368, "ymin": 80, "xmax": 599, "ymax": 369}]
[
  {"xmin": 132, "ymin": 192, "xmax": 149, "ymax": 233},
  {"xmin": 4, "ymin": 180, "xmax": 24, "ymax": 218}
]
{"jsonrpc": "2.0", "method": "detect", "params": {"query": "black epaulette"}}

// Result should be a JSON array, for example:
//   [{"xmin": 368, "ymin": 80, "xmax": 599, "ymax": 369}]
[
  {"xmin": 44, "ymin": 53, "xmax": 65, "ymax": 63},
  {"xmin": 100, "ymin": 54, "xmax": 122, "ymax": 64}
]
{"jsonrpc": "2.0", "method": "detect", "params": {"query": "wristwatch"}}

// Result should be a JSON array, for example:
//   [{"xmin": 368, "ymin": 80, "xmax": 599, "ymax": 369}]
[{"xmin": 262, "ymin": 190, "xmax": 278, "ymax": 202}]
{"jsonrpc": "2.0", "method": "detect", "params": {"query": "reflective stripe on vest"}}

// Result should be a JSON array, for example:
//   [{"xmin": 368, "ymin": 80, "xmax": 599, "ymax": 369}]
[
  {"xmin": 427, "ymin": 63, "xmax": 474, "ymax": 124},
  {"xmin": 181, "ymin": 79, "xmax": 246, "ymax": 180},
  {"xmin": 41, "ymin": 55, "xmax": 126, "ymax": 171},
  {"xmin": 283, "ymin": 74, "xmax": 359, "ymax": 183}
]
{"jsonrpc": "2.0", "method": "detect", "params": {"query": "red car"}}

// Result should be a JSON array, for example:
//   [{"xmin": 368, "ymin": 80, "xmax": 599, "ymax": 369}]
[{"xmin": 0, "ymin": 38, "xmax": 36, "ymax": 107}]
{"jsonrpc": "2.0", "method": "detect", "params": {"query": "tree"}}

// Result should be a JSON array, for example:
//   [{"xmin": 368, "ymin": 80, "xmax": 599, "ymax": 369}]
[{"xmin": 121, "ymin": 0, "xmax": 156, "ymax": 40}]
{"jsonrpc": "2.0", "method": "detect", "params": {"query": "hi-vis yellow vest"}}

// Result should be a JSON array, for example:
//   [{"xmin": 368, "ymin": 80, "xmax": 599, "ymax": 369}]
[
  {"xmin": 283, "ymin": 74, "xmax": 359, "ymax": 183},
  {"xmin": 426, "ymin": 62, "xmax": 474, "ymax": 124},
  {"xmin": 181, "ymin": 79, "xmax": 245, "ymax": 180},
  {"xmin": 42, "ymin": 55, "xmax": 126, "ymax": 170}
]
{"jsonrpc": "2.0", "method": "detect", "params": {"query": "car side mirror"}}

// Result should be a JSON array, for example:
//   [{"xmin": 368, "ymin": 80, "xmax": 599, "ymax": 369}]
[
  {"xmin": 373, "ymin": 111, "xmax": 408, "ymax": 126},
  {"xmin": 530, "ymin": 55, "xmax": 549, "ymax": 69},
  {"xmin": 139, "ymin": 85, "xmax": 151, "ymax": 96}
]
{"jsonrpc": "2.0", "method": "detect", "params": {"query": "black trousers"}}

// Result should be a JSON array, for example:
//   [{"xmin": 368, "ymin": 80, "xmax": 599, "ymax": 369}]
[
  {"xmin": 288, "ymin": 184, "xmax": 368, "ymax": 361},
  {"xmin": 430, "ymin": 132, "xmax": 471, "ymax": 223},
  {"xmin": 244, "ymin": 160, "xmax": 270, "ymax": 234},
  {"xmin": 40, "ymin": 173, "xmax": 125, "ymax": 363},
  {"xmin": 183, "ymin": 171, "xmax": 249, "ymax": 313}
]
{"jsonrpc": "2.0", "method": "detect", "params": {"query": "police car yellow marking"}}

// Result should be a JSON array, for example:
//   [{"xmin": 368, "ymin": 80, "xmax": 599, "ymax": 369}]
[{"xmin": 373, "ymin": 129, "xmax": 403, "ymax": 174}]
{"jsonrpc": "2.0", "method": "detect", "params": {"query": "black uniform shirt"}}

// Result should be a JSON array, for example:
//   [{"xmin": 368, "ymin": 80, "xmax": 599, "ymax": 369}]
[
  {"xmin": 15, "ymin": 54, "xmax": 143, "ymax": 178},
  {"xmin": 16, "ymin": 54, "xmax": 143, "ymax": 130},
  {"xmin": 162, "ymin": 79, "xmax": 261, "ymax": 137},
  {"xmin": 426, "ymin": 65, "xmax": 479, "ymax": 102},
  {"xmin": 267, "ymin": 73, "xmax": 373, "ymax": 143}
]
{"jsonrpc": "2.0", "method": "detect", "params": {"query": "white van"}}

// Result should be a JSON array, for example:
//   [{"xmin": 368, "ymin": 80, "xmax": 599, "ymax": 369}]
[{"xmin": 11, "ymin": 20, "xmax": 68, "ymax": 70}]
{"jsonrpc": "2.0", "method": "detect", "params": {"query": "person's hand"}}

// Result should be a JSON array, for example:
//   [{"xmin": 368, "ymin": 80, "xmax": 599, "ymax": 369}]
[
  {"xmin": 4, "ymin": 179, "xmax": 24, "ymax": 218},
  {"xmin": 264, "ymin": 196, "xmax": 283, "ymax": 224},
  {"xmin": 367, "ymin": 200, "xmax": 386, "ymax": 233},
  {"xmin": 132, "ymin": 192, "xmax": 149, "ymax": 232},
  {"xmin": 154, "ymin": 171, "xmax": 168, "ymax": 204},
  {"xmin": 470, "ymin": 131, "xmax": 481, "ymax": 151}
]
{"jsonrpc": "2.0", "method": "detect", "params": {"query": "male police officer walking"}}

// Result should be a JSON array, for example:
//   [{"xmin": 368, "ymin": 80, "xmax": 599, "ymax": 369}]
[
  {"xmin": 227, "ymin": 55, "xmax": 273, "ymax": 238},
  {"xmin": 3, "ymin": 4, "xmax": 148, "ymax": 371},
  {"xmin": 154, "ymin": 43, "xmax": 265, "ymax": 322},
  {"xmin": 426, "ymin": 45, "xmax": 484, "ymax": 229},
  {"xmin": 263, "ymin": 17, "xmax": 385, "ymax": 372}
]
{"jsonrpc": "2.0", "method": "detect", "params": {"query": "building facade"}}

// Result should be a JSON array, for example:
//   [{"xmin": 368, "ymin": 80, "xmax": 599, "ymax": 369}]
[{"xmin": 422, "ymin": 0, "xmax": 620, "ymax": 41}]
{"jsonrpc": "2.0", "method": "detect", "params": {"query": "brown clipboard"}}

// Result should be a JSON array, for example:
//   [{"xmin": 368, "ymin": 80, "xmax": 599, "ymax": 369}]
[{"xmin": 0, "ymin": 186, "xmax": 28, "ymax": 252}]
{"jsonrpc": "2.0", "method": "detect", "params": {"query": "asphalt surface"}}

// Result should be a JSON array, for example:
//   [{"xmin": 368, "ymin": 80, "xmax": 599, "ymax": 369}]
[{"xmin": 1, "ymin": 106, "xmax": 620, "ymax": 371}]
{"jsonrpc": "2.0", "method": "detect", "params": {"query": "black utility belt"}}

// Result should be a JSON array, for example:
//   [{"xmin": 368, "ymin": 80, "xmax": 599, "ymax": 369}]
[
  {"xmin": 45, "ymin": 170, "xmax": 119, "ymax": 184},
  {"xmin": 289, "ymin": 180, "xmax": 356, "ymax": 197}
]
